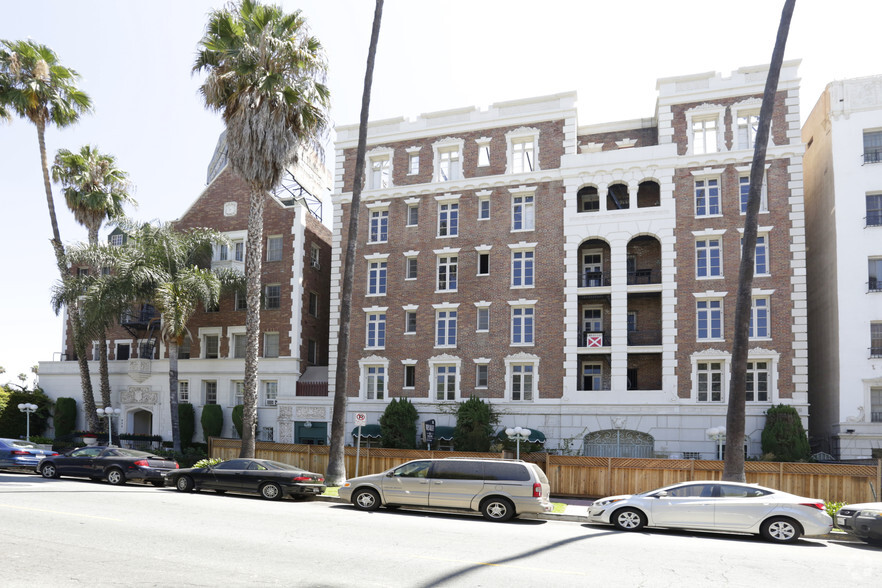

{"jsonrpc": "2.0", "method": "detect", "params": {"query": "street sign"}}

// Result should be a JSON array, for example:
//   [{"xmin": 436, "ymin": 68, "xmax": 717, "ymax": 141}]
[
  {"xmin": 355, "ymin": 412, "xmax": 367, "ymax": 426},
  {"xmin": 424, "ymin": 419, "xmax": 435, "ymax": 444}
]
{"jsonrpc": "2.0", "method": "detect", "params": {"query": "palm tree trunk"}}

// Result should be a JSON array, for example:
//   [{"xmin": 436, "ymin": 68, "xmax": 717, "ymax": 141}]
[
  {"xmin": 724, "ymin": 0, "xmax": 796, "ymax": 482},
  {"xmin": 37, "ymin": 119, "xmax": 100, "ymax": 432},
  {"xmin": 168, "ymin": 339, "xmax": 181, "ymax": 453},
  {"xmin": 239, "ymin": 185, "xmax": 266, "ymax": 458},
  {"xmin": 98, "ymin": 328, "xmax": 111, "ymax": 408},
  {"xmin": 327, "ymin": 0, "xmax": 384, "ymax": 485}
]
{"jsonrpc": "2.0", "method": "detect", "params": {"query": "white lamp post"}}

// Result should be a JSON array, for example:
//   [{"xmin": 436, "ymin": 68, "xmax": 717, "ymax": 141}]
[
  {"xmin": 505, "ymin": 426, "xmax": 532, "ymax": 460},
  {"xmin": 17, "ymin": 403, "xmax": 38, "ymax": 442},
  {"xmin": 706, "ymin": 426, "xmax": 726, "ymax": 460},
  {"xmin": 97, "ymin": 407, "xmax": 121, "ymax": 447}
]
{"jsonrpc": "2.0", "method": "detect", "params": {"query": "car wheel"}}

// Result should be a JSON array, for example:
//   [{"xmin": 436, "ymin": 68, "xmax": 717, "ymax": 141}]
[
  {"xmin": 761, "ymin": 517, "xmax": 801, "ymax": 543},
  {"xmin": 175, "ymin": 475, "xmax": 194, "ymax": 492},
  {"xmin": 260, "ymin": 482, "xmax": 283, "ymax": 501},
  {"xmin": 151, "ymin": 480, "xmax": 165, "ymax": 487},
  {"xmin": 40, "ymin": 463, "xmax": 59, "ymax": 479},
  {"xmin": 352, "ymin": 488, "xmax": 381, "ymax": 511},
  {"xmin": 481, "ymin": 497, "xmax": 515, "ymax": 522},
  {"xmin": 612, "ymin": 508, "xmax": 646, "ymax": 531},
  {"xmin": 106, "ymin": 468, "xmax": 126, "ymax": 486}
]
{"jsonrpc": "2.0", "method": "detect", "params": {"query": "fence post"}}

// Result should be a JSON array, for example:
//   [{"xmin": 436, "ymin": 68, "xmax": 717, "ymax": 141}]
[
  {"xmin": 779, "ymin": 462, "xmax": 784, "ymax": 489},
  {"xmin": 607, "ymin": 457, "xmax": 612, "ymax": 496},
  {"xmin": 877, "ymin": 459, "xmax": 881, "ymax": 501}
]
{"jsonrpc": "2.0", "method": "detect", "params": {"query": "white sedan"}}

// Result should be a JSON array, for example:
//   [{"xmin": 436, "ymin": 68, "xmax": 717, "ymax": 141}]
[{"xmin": 587, "ymin": 480, "xmax": 832, "ymax": 543}]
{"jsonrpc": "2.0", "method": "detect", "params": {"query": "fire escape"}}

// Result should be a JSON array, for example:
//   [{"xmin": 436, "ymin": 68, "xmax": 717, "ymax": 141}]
[{"xmin": 120, "ymin": 304, "xmax": 161, "ymax": 359}]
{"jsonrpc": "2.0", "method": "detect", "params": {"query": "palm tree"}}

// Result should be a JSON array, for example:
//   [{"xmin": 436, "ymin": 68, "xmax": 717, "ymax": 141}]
[
  {"xmin": 52, "ymin": 145, "xmax": 135, "ymax": 408},
  {"xmin": 0, "ymin": 39, "xmax": 94, "ymax": 429},
  {"xmin": 326, "ymin": 0, "xmax": 384, "ymax": 486},
  {"xmin": 724, "ymin": 0, "xmax": 796, "ymax": 482},
  {"xmin": 194, "ymin": 0, "xmax": 330, "ymax": 458}
]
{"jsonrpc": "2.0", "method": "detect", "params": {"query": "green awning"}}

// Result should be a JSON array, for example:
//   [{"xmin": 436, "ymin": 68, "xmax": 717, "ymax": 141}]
[
  {"xmin": 434, "ymin": 426, "xmax": 456, "ymax": 441},
  {"xmin": 496, "ymin": 428, "xmax": 546, "ymax": 444},
  {"xmin": 351, "ymin": 424, "xmax": 382, "ymax": 439}
]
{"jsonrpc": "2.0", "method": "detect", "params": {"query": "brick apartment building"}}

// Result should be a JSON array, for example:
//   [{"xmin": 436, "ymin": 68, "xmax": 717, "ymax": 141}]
[
  {"xmin": 39, "ymin": 134, "xmax": 334, "ymax": 445},
  {"xmin": 329, "ymin": 61, "xmax": 808, "ymax": 458}
]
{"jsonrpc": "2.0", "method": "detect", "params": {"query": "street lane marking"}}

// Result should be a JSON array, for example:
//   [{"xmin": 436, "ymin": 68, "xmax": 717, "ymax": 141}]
[
  {"xmin": 0, "ymin": 503, "xmax": 123, "ymax": 521},
  {"xmin": 411, "ymin": 553, "xmax": 590, "ymax": 577}
]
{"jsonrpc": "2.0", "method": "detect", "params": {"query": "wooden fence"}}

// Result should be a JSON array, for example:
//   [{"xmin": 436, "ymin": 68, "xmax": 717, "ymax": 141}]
[{"xmin": 208, "ymin": 438, "xmax": 881, "ymax": 504}]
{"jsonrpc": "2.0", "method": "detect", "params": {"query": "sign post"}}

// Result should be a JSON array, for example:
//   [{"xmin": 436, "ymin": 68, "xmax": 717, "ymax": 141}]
[
  {"xmin": 354, "ymin": 412, "xmax": 367, "ymax": 478},
  {"xmin": 424, "ymin": 419, "xmax": 435, "ymax": 451}
]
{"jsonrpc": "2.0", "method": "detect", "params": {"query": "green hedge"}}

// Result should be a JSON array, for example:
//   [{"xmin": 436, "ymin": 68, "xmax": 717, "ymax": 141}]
[
  {"xmin": 761, "ymin": 404, "xmax": 810, "ymax": 461},
  {"xmin": 200, "ymin": 404, "xmax": 223, "ymax": 443},
  {"xmin": 178, "ymin": 403, "xmax": 195, "ymax": 448},
  {"xmin": 232, "ymin": 404, "xmax": 244, "ymax": 438},
  {"xmin": 53, "ymin": 397, "xmax": 77, "ymax": 437},
  {"xmin": 0, "ymin": 388, "xmax": 52, "ymax": 439},
  {"xmin": 379, "ymin": 398, "xmax": 418, "ymax": 449}
]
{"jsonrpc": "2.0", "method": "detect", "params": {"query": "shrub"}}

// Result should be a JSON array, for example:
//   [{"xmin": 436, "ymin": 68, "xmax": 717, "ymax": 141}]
[
  {"xmin": 232, "ymin": 404, "xmax": 244, "ymax": 439},
  {"xmin": 193, "ymin": 457, "xmax": 224, "ymax": 469},
  {"xmin": 379, "ymin": 398, "xmax": 418, "ymax": 449},
  {"xmin": 453, "ymin": 396, "xmax": 497, "ymax": 452},
  {"xmin": 200, "ymin": 405, "xmax": 223, "ymax": 443},
  {"xmin": 53, "ymin": 397, "xmax": 77, "ymax": 437},
  {"xmin": 0, "ymin": 388, "xmax": 52, "ymax": 439},
  {"xmin": 761, "ymin": 404, "xmax": 810, "ymax": 462},
  {"xmin": 178, "ymin": 403, "xmax": 195, "ymax": 448},
  {"xmin": 825, "ymin": 500, "xmax": 848, "ymax": 524}
]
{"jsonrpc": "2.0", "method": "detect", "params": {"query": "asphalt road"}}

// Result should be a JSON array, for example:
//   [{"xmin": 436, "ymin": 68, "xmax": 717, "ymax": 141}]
[{"xmin": 1, "ymin": 472, "xmax": 879, "ymax": 587}]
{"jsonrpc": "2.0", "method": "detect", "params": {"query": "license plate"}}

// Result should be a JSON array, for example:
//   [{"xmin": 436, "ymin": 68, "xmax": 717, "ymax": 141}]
[{"xmin": 836, "ymin": 516, "xmax": 846, "ymax": 526}]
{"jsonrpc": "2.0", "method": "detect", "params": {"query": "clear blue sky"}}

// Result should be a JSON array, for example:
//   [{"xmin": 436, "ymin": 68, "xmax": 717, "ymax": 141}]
[{"xmin": 2, "ymin": 0, "xmax": 880, "ymax": 386}]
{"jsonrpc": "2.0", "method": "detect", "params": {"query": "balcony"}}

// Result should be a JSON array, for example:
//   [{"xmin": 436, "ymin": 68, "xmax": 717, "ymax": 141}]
[
  {"xmin": 867, "ymin": 211, "xmax": 882, "ymax": 227},
  {"xmin": 863, "ymin": 150, "xmax": 882, "ymax": 164},
  {"xmin": 627, "ymin": 329, "xmax": 662, "ymax": 346},
  {"xmin": 578, "ymin": 330, "xmax": 610, "ymax": 348},
  {"xmin": 627, "ymin": 269, "xmax": 661, "ymax": 285},
  {"xmin": 296, "ymin": 381, "xmax": 328, "ymax": 396},
  {"xmin": 580, "ymin": 271, "xmax": 610, "ymax": 288}
]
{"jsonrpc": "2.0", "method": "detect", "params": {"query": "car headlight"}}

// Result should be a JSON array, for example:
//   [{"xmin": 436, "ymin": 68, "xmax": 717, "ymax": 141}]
[
  {"xmin": 594, "ymin": 498, "xmax": 624, "ymax": 507},
  {"xmin": 342, "ymin": 482, "xmax": 351, "ymax": 488},
  {"xmin": 858, "ymin": 509, "xmax": 882, "ymax": 517}
]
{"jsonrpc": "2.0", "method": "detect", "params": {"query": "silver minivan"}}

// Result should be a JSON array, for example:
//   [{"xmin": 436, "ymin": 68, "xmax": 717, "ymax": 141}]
[{"xmin": 339, "ymin": 458, "xmax": 553, "ymax": 522}]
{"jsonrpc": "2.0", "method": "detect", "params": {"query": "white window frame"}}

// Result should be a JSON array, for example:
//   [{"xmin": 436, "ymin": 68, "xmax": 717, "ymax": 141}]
[
  {"xmin": 263, "ymin": 381, "xmax": 278, "ymax": 407},
  {"xmin": 203, "ymin": 380, "xmax": 218, "ymax": 405},
  {"xmin": 404, "ymin": 251, "xmax": 419, "ymax": 281},
  {"xmin": 435, "ymin": 248, "xmax": 460, "ymax": 293},
  {"xmin": 198, "ymin": 327, "xmax": 222, "ymax": 359},
  {"xmin": 428, "ymin": 354, "xmax": 462, "ymax": 401},
  {"xmin": 434, "ymin": 305, "xmax": 458, "ymax": 349},
  {"xmin": 694, "ymin": 293, "xmax": 726, "ymax": 341},
  {"xmin": 745, "ymin": 360, "xmax": 770, "ymax": 403},
  {"xmin": 433, "ymin": 139, "xmax": 464, "ymax": 182},
  {"xmin": 263, "ymin": 332, "xmax": 279, "ymax": 358},
  {"xmin": 504, "ymin": 353, "xmax": 539, "ymax": 402},
  {"xmin": 402, "ymin": 359, "xmax": 417, "ymax": 390},
  {"xmin": 505, "ymin": 127, "xmax": 540, "ymax": 174},
  {"xmin": 266, "ymin": 236, "xmax": 282, "ymax": 262},
  {"xmin": 738, "ymin": 227, "xmax": 772, "ymax": 276},
  {"xmin": 264, "ymin": 284, "xmax": 281, "ymax": 310},
  {"xmin": 691, "ymin": 170, "xmax": 723, "ymax": 218},
  {"xmin": 365, "ymin": 307, "xmax": 387, "ymax": 350},
  {"xmin": 365, "ymin": 254, "xmax": 389, "ymax": 296},
  {"xmin": 693, "ymin": 229, "xmax": 726, "ymax": 279},
  {"xmin": 405, "ymin": 197, "xmax": 420, "ymax": 227},
  {"xmin": 475, "ymin": 358, "xmax": 490, "ymax": 389},
  {"xmin": 367, "ymin": 202, "xmax": 390, "ymax": 244},
  {"xmin": 749, "ymin": 292, "xmax": 773, "ymax": 340},
  {"xmin": 736, "ymin": 165, "xmax": 770, "ymax": 214},
  {"xmin": 233, "ymin": 380, "xmax": 244, "ymax": 406},
  {"xmin": 367, "ymin": 148, "xmax": 393, "ymax": 190},
  {"xmin": 310, "ymin": 243, "xmax": 321, "ymax": 269},
  {"xmin": 510, "ymin": 243, "xmax": 537, "ymax": 288},
  {"xmin": 178, "ymin": 380, "xmax": 189, "ymax": 403},
  {"xmin": 510, "ymin": 188, "xmax": 536, "ymax": 232},
  {"xmin": 475, "ymin": 301, "xmax": 491, "ymax": 332},
  {"xmin": 406, "ymin": 147, "xmax": 420, "ymax": 176},
  {"xmin": 686, "ymin": 106, "xmax": 724, "ymax": 155},
  {"xmin": 695, "ymin": 360, "xmax": 725, "ymax": 403},
  {"xmin": 476, "ymin": 137, "xmax": 491, "ymax": 168},
  {"xmin": 510, "ymin": 301, "xmax": 536, "ymax": 346},
  {"xmin": 436, "ymin": 195, "xmax": 460, "ymax": 238},
  {"xmin": 359, "ymin": 357, "xmax": 389, "ymax": 401}
]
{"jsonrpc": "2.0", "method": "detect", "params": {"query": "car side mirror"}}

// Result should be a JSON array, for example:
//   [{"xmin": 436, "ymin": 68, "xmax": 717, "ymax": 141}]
[
  {"xmin": 654, "ymin": 491, "xmax": 668, "ymax": 498},
  {"xmin": 386, "ymin": 472, "xmax": 394, "ymax": 478}
]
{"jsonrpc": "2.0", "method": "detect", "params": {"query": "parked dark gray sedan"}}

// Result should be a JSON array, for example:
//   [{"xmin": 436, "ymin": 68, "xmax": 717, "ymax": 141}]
[
  {"xmin": 167, "ymin": 458, "xmax": 326, "ymax": 500},
  {"xmin": 38, "ymin": 446, "xmax": 178, "ymax": 486},
  {"xmin": 836, "ymin": 502, "xmax": 882, "ymax": 545},
  {"xmin": 0, "ymin": 438, "xmax": 58, "ymax": 472}
]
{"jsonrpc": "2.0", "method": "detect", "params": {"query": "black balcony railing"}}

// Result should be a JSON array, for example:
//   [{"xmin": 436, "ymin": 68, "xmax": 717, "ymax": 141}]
[
  {"xmin": 627, "ymin": 329, "xmax": 662, "ymax": 346},
  {"xmin": 870, "ymin": 278, "xmax": 881, "ymax": 292},
  {"xmin": 872, "ymin": 411, "xmax": 882, "ymax": 423},
  {"xmin": 580, "ymin": 271, "xmax": 610, "ymax": 288},
  {"xmin": 578, "ymin": 330, "xmax": 610, "ymax": 347},
  {"xmin": 867, "ymin": 211, "xmax": 882, "ymax": 227},
  {"xmin": 863, "ymin": 150, "xmax": 882, "ymax": 164},
  {"xmin": 627, "ymin": 268, "xmax": 661, "ymax": 285},
  {"xmin": 870, "ymin": 347, "xmax": 882, "ymax": 359}
]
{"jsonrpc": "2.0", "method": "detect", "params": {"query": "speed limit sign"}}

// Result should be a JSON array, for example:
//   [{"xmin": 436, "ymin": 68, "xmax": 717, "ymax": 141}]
[{"xmin": 354, "ymin": 412, "xmax": 367, "ymax": 426}]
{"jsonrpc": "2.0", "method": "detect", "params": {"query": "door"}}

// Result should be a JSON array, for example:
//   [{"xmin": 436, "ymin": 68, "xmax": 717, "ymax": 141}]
[
  {"xmin": 381, "ymin": 461, "xmax": 431, "ymax": 506},
  {"xmin": 648, "ymin": 483, "xmax": 716, "ymax": 529},
  {"xmin": 132, "ymin": 410, "xmax": 152, "ymax": 436},
  {"xmin": 713, "ymin": 484, "xmax": 777, "ymax": 530},
  {"xmin": 427, "ymin": 460, "xmax": 484, "ymax": 509},
  {"xmin": 582, "ymin": 251, "xmax": 603, "ymax": 286},
  {"xmin": 206, "ymin": 459, "xmax": 251, "ymax": 490},
  {"xmin": 582, "ymin": 307, "xmax": 603, "ymax": 347},
  {"xmin": 582, "ymin": 363, "xmax": 602, "ymax": 391},
  {"xmin": 57, "ymin": 447, "xmax": 103, "ymax": 477},
  {"xmin": 295, "ymin": 422, "xmax": 328, "ymax": 445}
]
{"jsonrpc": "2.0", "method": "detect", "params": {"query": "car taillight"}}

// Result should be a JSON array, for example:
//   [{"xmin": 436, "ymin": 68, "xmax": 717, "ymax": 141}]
[
  {"xmin": 533, "ymin": 483, "xmax": 542, "ymax": 498},
  {"xmin": 292, "ymin": 476, "xmax": 312, "ymax": 482},
  {"xmin": 175, "ymin": 463, "xmax": 179, "ymax": 469},
  {"xmin": 800, "ymin": 502, "xmax": 825, "ymax": 511},
  {"xmin": 11, "ymin": 450, "xmax": 30, "ymax": 455},
  {"xmin": 133, "ymin": 459, "xmax": 149, "ymax": 467},
  {"xmin": 49, "ymin": 452, "xmax": 58, "ymax": 456}
]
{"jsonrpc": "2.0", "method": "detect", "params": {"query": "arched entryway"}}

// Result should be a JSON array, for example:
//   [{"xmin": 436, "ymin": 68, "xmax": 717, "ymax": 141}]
[
  {"xmin": 583, "ymin": 429, "xmax": 654, "ymax": 458},
  {"xmin": 132, "ymin": 409, "xmax": 153, "ymax": 436}
]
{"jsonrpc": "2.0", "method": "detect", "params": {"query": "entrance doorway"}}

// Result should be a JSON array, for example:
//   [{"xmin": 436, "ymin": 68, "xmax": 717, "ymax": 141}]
[{"xmin": 295, "ymin": 421, "xmax": 327, "ymax": 445}]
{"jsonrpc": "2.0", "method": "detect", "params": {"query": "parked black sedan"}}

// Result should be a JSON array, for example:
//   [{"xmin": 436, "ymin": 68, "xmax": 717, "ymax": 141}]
[
  {"xmin": 836, "ymin": 502, "xmax": 882, "ymax": 545},
  {"xmin": 38, "ymin": 446, "xmax": 178, "ymax": 486},
  {"xmin": 167, "ymin": 458, "xmax": 326, "ymax": 500}
]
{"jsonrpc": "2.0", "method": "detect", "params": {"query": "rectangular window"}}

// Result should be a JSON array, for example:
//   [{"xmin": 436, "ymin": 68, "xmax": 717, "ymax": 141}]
[
  {"xmin": 234, "ymin": 381, "xmax": 244, "ymax": 405},
  {"xmin": 438, "ymin": 202, "xmax": 459, "ymax": 237},
  {"xmin": 750, "ymin": 297, "xmax": 770, "ymax": 339},
  {"xmin": 235, "ymin": 290, "xmax": 247, "ymax": 311},
  {"xmin": 264, "ymin": 285, "xmax": 281, "ymax": 309},
  {"xmin": 436, "ymin": 310, "xmax": 457, "ymax": 347},
  {"xmin": 478, "ymin": 198, "xmax": 490, "ymax": 220},
  {"xmin": 739, "ymin": 175, "xmax": 768, "ymax": 213},
  {"xmin": 512, "ymin": 250, "xmax": 534, "ymax": 287},
  {"xmin": 435, "ymin": 365, "xmax": 456, "ymax": 400},
  {"xmin": 404, "ymin": 364, "xmax": 416, "ymax": 388},
  {"xmin": 697, "ymin": 362, "xmax": 723, "ymax": 402},
  {"xmin": 264, "ymin": 381, "xmax": 278, "ymax": 406},
  {"xmin": 234, "ymin": 241, "xmax": 244, "ymax": 262},
  {"xmin": 204, "ymin": 381, "xmax": 218, "ymax": 405},
  {"xmin": 218, "ymin": 244, "xmax": 228, "ymax": 261},
  {"xmin": 867, "ymin": 194, "xmax": 882, "ymax": 227},
  {"xmin": 695, "ymin": 178, "xmax": 720, "ymax": 216},
  {"xmin": 367, "ymin": 261, "xmax": 387, "ymax": 295},
  {"xmin": 478, "ymin": 253, "xmax": 489, "ymax": 276},
  {"xmin": 696, "ymin": 239, "xmax": 722, "ymax": 278},
  {"xmin": 366, "ymin": 313, "xmax": 386, "ymax": 349},
  {"xmin": 477, "ymin": 144, "xmax": 490, "ymax": 167},
  {"xmin": 439, "ymin": 148, "xmax": 461, "ymax": 181},
  {"xmin": 366, "ymin": 366, "xmax": 386, "ymax": 400},
  {"xmin": 697, "ymin": 299, "xmax": 723, "ymax": 340},
  {"xmin": 405, "ymin": 310, "xmax": 417, "ymax": 334},
  {"xmin": 477, "ymin": 307, "xmax": 489, "ymax": 332},
  {"xmin": 512, "ymin": 307, "xmax": 535, "ymax": 345},
  {"xmin": 307, "ymin": 339, "xmax": 318, "ymax": 365},
  {"xmin": 309, "ymin": 292, "xmax": 319, "ymax": 317},
  {"xmin": 179, "ymin": 337, "xmax": 191, "ymax": 360},
  {"xmin": 407, "ymin": 204, "xmax": 419, "ymax": 226},
  {"xmin": 693, "ymin": 118, "xmax": 718, "ymax": 154},
  {"xmin": 233, "ymin": 334, "xmax": 246, "ymax": 359},
  {"xmin": 863, "ymin": 130, "xmax": 882, "ymax": 164},
  {"xmin": 406, "ymin": 257, "xmax": 418, "ymax": 280},
  {"xmin": 178, "ymin": 381, "xmax": 189, "ymax": 403},
  {"xmin": 755, "ymin": 235, "xmax": 769, "ymax": 275},
  {"xmin": 408, "ymin": 152, "xmax": 419, "ymax": 175},
  {"xmin": 370, "ymin": 157, "xmax": 390, "ymax": 189},
  {"xmin": 737, "ymin": 113, "xmax": 760, "ymax": 150},
  {"xmin": 310, "ymin": 244, "xmax": 321, "ymax": 269},
  {"xmin": 512, "ymin": 139, "xmax": 535, "ymax": 173},
  {"xmin": 869, "ymin": 258, "xmax": 882, "ymax": 291},
  {"xmin": 511, "ymin": 364, "xmax": 534, "ymax": 401},
  {"xmin": 110, "ymin": 233, "xmax": 124, "ymax": 246},
  {"xmin": 871, "ymin": 323, "xmax": 882, "ymax": 358},
  {"xmin": 746, "ymin": 361, "xmax": 769, "ymax": 402},
  {"xmin": 583, "ymin": 363, "xmax": 602, "ymax": 391},
  {"xmin": 871, "ymin": 388, "xmax": 882, "ymax": 423},
  {"xmin": 627, "ymin": 312, "xmax": 637, "ymax": 332},
  {"xmin": 369, "ymin": 209, "xmax": 389, "ymax": 243},
  {"xmin": 267, "ymin": 236, "xmax": 282, "ymax": 261},
  {"xmin": 476, "ymin": 364, "xmax": 488, "ymax": 388},
  {"xmin": 512, "ymin": 194, "xmax": 535, "ymax": 231},
  {"xmin": 263, "ymin": 333, "xmax": 279, "ymax": 358},
  {"xmin": 204, "ymin": 335, "xmax": 219, "ymax": 359},
  {"xmin": 437, "ymin": 255, "xmax": 458, "ymax": 291}
]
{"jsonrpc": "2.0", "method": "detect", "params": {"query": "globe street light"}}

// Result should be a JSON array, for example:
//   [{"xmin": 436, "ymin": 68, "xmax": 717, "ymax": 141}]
[
  {"xmin": 17, "ymin": 403, "xmax": 38, "ymax": 442},
  {"xmin": 505, "ymin": 426, "xmax": 532, "ymax": 460},
  {"xmin": 706, "ymin": 426, "xmax": 726, "ymax": 460},
  {"xmin": 97, "ymin": 407, "xmax": 121, "ymax": 447}
]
